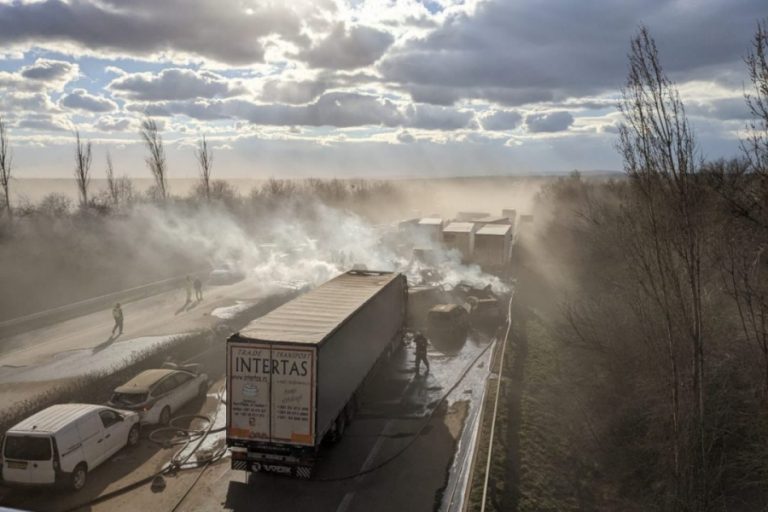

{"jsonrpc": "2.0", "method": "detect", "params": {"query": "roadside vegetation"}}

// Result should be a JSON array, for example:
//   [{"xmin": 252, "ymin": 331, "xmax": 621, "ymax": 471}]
[{"xmin": 476, "ymin": 22, "xmax": 768, "ymax": 512}]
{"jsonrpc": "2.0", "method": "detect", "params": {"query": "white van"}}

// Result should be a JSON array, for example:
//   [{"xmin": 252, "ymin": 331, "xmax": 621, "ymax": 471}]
[{"xmin": 1, "ymin": 404, "xmax": 140, "ymax": 491}]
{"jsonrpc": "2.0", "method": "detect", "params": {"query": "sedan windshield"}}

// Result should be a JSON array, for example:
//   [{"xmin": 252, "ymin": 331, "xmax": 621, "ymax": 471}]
[
  {"xmin": 4, "ymin": 435, "xmax": 52, "ymax": 461},
  {"xmin": 111, "ymin": 392, "xmax": 148, "ymax": 407}
]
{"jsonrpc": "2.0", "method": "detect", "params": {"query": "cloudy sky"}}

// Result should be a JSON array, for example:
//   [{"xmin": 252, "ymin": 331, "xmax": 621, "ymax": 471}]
[{"xmin": 0, "ymin": 0, "xmax": 764, "ymax": 179}]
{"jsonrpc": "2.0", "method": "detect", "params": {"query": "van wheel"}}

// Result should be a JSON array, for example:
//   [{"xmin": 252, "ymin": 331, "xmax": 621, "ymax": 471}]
[
  {"xmin": 159, "ymin": 406, "xmax": 171, "ymax": 425},
  {"xmin": 128, "ymin": 424, "xmax": 140, "ymax": 447},
  {"xmin": 71, "ymin": 463, "xmax": 87, "ymax": 491}
]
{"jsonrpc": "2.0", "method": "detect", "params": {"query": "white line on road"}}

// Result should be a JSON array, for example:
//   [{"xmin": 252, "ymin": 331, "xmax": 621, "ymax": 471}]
[{"xmin": 335, "ymin": 419, "xmax": 394, "ymax": 512}]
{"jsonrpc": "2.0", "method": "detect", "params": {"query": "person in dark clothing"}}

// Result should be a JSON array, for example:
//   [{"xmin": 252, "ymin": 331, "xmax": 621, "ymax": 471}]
[
  {"xmin": 185, "ymin": 276, "xmax": 193, "ymax": 304},
  {"xmin": 194, "ymin": 278, "xmax": 203, "ymax": 301},
  {"xmin": 112, "ymin": 302, "xmax": 123, "ymax": 336},
  {"xmin": 414, "ymin": 332, "xmax": 430, "ymax": 375}
]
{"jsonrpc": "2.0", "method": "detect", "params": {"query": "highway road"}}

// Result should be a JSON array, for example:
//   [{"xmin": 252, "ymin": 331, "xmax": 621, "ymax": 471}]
[
  {"xmin": 0, "ymin": 330, "xmax": 495, "ymax": 512},
  {"xmin": 0, "ymin": 276, "xmax": 295, "ymax": 419}
]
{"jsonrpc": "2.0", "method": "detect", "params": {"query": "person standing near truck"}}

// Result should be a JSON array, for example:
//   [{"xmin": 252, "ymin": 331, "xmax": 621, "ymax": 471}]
[
  {"xmin": 112, "ymin": 302, "xmax": 124, "ymax": 336},
  {"xmin": 185, "ymin": 276, "xmax": 193, "ymax": 304},
  {"xmin": 414, "ymin": 332, "xmax": 430, "ymax": 375},
  {"xmin": 194, "ymin": 277, "xmax": 203, "ymax": 301}
]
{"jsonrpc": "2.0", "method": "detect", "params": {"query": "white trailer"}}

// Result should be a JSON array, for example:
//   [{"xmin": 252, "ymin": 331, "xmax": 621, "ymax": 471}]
[{"xmin": 226, "ymin": 270, "xmax": 407, "ymax": 478}]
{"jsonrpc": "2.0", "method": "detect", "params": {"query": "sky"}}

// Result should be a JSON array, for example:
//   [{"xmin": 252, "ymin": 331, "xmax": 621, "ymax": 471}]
[{"xmin": 0, "ymin": 0, "xmax": 764, "ymax": 179}]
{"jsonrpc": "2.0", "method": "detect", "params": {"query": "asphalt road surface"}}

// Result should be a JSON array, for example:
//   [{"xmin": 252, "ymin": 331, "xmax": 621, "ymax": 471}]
[
  {"xmin": 0, "ymin": 331, "xmax": 495, "ymax": 512},
  {"xmin": 0, "ymin": 276, "xmax": 286, "ymax": 418}
]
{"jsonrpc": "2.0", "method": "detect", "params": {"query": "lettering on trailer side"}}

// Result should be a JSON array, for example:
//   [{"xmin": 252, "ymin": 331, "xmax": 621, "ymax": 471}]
[{"xmin": 229, "ymin": 344, "xmax": 315, "ymax": 446}]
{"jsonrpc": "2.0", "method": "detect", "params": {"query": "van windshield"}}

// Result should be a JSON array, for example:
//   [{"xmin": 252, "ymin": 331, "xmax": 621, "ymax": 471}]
[
  {"xmin": 4, "ymin": 435, "xmax": 52, "ymax": 461},
  {"xmin": 111, "ymin": 392, "xmax": 148, "ymax": 406}
]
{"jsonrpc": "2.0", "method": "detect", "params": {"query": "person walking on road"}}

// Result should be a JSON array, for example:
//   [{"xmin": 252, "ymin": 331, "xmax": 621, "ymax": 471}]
[
  {"xmin": 185, "ymin": 276, "xmax": 193, "ymax": 304},
  {"xmin": 112, "ymin": 302, "xmax": 124, "ymax": 336},
  {"xmin": 194, "ymin": 277, "xmax": 203, "ymax": 301},
  {"xmin": 414, "ymin": 332, "xmax": 430, "ymax": 375}
]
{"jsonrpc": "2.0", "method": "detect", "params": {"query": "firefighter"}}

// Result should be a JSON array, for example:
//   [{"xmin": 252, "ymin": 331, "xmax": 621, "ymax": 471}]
[
  {"xmin": 185, "ymin": 276, "xmax": 193, "ymax": 303},
  {"xmin": 112, "ymin": 302, "xmax": 123, "ymax": 336},
  {"xmin": 414, "ymin": 332, "xmax": 430, "ymax": 375},
  {"xmin": 194, "ymin": 277, "xmax": 203, "ymax": 301}
]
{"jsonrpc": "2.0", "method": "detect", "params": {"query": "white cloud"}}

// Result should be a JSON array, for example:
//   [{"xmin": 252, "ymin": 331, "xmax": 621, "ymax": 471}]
[
  {"xmin": 60, "ymin": 89, "xmax": 117, "ymax": 112},
  {"xmin": 109, "ymin": 68, "xmax": 247, "ymax": 101}
]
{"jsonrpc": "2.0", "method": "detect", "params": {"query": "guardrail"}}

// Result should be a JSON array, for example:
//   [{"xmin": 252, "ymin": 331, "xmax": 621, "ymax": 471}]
[{"xmin": 0, "ymin": 268, "xmax": 209, "ymax": 339}]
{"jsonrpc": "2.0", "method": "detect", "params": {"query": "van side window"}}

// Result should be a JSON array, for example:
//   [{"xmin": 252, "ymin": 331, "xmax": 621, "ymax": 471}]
[{"xmin": 99, "ymin": 410, "xmax": 122, "ymax": 428}]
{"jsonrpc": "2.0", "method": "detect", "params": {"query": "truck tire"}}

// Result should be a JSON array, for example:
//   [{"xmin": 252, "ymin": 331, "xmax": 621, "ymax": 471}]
[
  {"xmin": 332, "ymin": 413, "xmax": 347, "ymax": 443},
  {"xmin": 70, "ymin": 463, "xmax": 87, "ymax": 491}
]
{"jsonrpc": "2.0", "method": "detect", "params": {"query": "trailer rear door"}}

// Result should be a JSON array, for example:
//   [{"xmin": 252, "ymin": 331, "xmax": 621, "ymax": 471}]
[{"xmin": 228, "ymin": 342, "xmax": 316, "ymax": 446}]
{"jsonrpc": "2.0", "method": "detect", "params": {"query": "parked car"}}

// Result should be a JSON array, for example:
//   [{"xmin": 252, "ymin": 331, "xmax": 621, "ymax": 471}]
[
  {"xmin": 108, "ymin": 366, "xmax": 208, "ymax": 425},
  {"xmin": 1, "ymin": 404, "xmax": 140, "ymax": 491}
]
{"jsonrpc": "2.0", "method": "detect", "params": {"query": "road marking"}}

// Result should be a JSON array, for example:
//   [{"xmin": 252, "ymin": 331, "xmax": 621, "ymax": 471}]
[{"xmin": 335, "ymin": 419, "xmax": 393, "ymax": 512}]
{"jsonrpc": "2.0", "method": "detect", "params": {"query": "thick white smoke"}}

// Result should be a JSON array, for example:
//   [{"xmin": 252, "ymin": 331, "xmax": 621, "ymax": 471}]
[{"xmin": 129, "ymin": 200, "xmax": 509, "ymax": 294}]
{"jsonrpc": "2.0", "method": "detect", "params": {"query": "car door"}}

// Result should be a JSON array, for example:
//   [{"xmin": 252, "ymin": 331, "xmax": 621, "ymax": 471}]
[
  {"xmin": 173, "ymin": 372, "xmax": 197, "ymax": 407},
  {"xmin": 152, "ymin": 376, "xmax": 178, "ymax": 416},
  {"xmin": 77, "ymin": 412, "xmax": 107, "ymax": 468},
  {"xmin": 98, "ymin": 409, "xmax": 127, "ymax": 458}
]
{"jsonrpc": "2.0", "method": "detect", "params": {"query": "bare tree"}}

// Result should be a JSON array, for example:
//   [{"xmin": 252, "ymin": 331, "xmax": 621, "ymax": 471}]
[
  {"xmin": 105, "ymin": 151, "xmax": 119, "ymax": 206},
  {"xmin": 140, "ymin": 117, "xmax": 167, "ymax": 201},
  {"xmin": 73, "ymin": 131, "xmax": 93, "ymax": 208},
  {"xmin": 618, "ymin": 26, "xmax": 709, "ymax": 509},
  {"xmin": 745, "ymin": 19, "xmax": 768, "ymax": 175},
  {"xmin": 0, "ymin": 115, "xmax": 12, "ymax": 218},
  {"xmin": 195, "ymin": 135, "xmax": 213, "ymax": 201}
]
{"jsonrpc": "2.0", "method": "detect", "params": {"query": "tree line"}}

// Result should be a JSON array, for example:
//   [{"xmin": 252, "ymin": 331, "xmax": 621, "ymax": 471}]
[{"xmin": 531, "ymin": 21, "xmax": 768, "ymax": 511}]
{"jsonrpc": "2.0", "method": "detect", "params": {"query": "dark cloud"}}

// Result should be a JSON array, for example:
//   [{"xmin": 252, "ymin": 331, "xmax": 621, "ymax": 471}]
[
  {"xmin": 405, "ymin": 104, "xmax": 475, "ymax": 130},
  {"xmin": 17, "ymin": 113, "xmax": 69, "ymax": 131},
  {"xmin": 688, "ymin": 97, "xmax": 751, "ymax": 121},
  {"xmin": 0, "ymin": 0, "xmax": 312, "ymax": 65},
  {"xmin": 94, "ymin": 116, "xmax": 132, "ymax": 132},
  {"xmin": 397, "ymin": 130, "xmax": 415, "ymax": 143},
  {"xmin": 525, "ymin": 111, "xmax": 574, "ymax": 133},
  {"xmin": 482, "ymin": 110, "xmax": 523, "ymax": 131},
  {"xmin": 301, "ymin": 23, "xmax": 394, "ymax": 69},
  {"xmin": 109, "ymin": 68, "xmax": 245, "ymax": 101},
  {"xmin": 20, "ymin": 58, "xmax": 77, "ymax": 81},
  {"xmin": 126, "ymin": 93, "xmax": 476, "ymax": 130},
  {"xmin": 60, "ymin": 88, "xmax": 117, "ymax": 112},
  {"xmin": 0, "ymin": 92, "xmax": 57, "ymax": 113},
  {"xmin": 261, "ymin": 79, "xmax": 329, "ymax": 105},
  {"xmin": 381, "ymin": 0, "xmax": 766, "ymax": 105}
]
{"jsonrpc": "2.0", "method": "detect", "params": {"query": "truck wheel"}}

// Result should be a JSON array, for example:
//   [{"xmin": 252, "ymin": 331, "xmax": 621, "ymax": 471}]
[
  {"xmin": 128, "ymin": 424, "xmax": 140, "ymax": 447},
  {"xmin": 159, "ymin": 406, "xmax": 171, "ymax": 425},
  {"xmin": 333, "ymin": 413, "xmax": 346, "ymax": 443},
  {"xmin": 71, "ymin": 463, "xmax": 87, "ymax": 491}
]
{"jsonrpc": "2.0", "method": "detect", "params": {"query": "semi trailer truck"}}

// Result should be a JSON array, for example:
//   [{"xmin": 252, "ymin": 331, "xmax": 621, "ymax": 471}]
[{"xmin": 226, "ymin": 270, "xmax": 407, "ymax": 478}]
